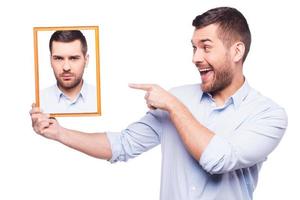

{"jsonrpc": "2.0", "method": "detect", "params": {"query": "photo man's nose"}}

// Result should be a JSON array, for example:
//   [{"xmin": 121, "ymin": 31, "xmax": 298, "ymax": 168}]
[{"xmin": 62, "ymin": 61, "xmax": 71, "ymax": 71}]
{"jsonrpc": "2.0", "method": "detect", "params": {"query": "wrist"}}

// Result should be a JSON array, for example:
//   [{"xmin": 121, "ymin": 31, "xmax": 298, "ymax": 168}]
[
  {"xmin": 56, "ymin": 127, "xmax": 67, "ymax": 143},
  {"xmin": 166, "ymin": 96, "xmax": 182, "ymax": 114}
]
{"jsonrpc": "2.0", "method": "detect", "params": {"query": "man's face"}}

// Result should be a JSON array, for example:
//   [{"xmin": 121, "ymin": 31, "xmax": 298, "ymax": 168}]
[
  {"xmin": 50, "ymin": 40, "xmax": 88, "ymax": 90},
  {"xmin": 191, "ymin": 24, "xmax": 234, "ymax": 94}
]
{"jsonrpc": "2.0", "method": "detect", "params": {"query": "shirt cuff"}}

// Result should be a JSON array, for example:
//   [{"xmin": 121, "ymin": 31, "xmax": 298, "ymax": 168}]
[
  {"xmin": 199, "ymin": 135, "xmax": 230, "ymax": 174},
  {"xmin": 105, "ymin": 132, "xmax": 123, "ymax": 163}
]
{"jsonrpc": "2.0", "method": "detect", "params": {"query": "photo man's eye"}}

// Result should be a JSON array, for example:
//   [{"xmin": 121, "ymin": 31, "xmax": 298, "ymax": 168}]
[
  {"xmin": 69, "ymin": 56, "xmax": 81, "ymax": 61},
  {"xmin": 53, "ymin": 56, "xmax": 63, "ymax": 61}
]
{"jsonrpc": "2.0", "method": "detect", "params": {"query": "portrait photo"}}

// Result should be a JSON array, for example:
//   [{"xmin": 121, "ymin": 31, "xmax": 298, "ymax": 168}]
[{"xmin": 33, "ymin": 26, "xmax": 101, "ymax": 117}]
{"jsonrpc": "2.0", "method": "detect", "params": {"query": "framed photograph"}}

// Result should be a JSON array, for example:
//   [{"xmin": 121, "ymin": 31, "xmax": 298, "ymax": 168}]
[{"xmin": 33, "ymin": 26, "xmax": 101, "ymax": 117}]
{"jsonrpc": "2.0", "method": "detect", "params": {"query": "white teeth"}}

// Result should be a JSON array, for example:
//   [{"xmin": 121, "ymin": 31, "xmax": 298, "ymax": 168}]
[{"xmin": 199, "ymin": 68, "xmax": 212, "ymax": 72}]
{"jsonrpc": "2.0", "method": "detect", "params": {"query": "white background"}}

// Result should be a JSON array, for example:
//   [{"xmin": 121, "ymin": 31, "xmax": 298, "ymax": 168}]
[{"xmin": 0, "ymin": 0, "xmax": 299, "ymax": 199}]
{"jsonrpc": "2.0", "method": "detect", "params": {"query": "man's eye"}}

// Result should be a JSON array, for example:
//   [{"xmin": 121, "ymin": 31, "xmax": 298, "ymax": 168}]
[
  {"xmin": 192, "ymin": 46, "xmax": 197, "ymax": 53},
  {"xmin": 70, "ymin": 57, "xmax": 79, "ymax": 60},
  {"xmin": 204, "ymin": 45, "xmax": 211, "ymax": 52},
  {"xmin": 54, "ymin": 57, "xmax": 63, "ymax": 60}
]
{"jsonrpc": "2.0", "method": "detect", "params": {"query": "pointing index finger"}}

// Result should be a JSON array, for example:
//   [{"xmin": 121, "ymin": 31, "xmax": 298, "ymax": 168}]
[{"xmin": 128, "ymin": 83, "xmax": 153, "ymax": 91}]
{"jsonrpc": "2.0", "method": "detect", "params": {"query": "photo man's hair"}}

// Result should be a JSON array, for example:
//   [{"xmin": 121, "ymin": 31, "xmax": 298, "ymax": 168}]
[
  {"xmin": 49, "ymin": 30, "xmax": 88, "ymax": 56},
  {"xmin": 192, "ymin": 7, "xmax": 251, "ymax": 62}
]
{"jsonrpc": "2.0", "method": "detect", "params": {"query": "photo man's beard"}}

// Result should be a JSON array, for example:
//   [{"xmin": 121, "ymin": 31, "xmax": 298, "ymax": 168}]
[{"xmin": 56, "ymin": 72, "xmax": 83, "ymax": 90}]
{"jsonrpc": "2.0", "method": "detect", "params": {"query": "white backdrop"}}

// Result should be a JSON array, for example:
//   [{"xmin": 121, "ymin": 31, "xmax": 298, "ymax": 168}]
[{"xmin": 0, "ymin": 0, "xmax": 299, "ymax": 199}]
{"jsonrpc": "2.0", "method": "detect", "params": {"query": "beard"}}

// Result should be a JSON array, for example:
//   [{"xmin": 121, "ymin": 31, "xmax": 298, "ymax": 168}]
[
  {"xmin": 200, "ymin": 58, "xmax": 234, "ymax": 94},
  {"xmin": 55, "ymin": 72, "xmax": 83, "ymax": 90}
]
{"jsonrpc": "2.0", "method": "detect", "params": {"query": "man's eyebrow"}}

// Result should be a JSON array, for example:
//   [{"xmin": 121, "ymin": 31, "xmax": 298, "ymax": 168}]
[
  {"xmin": 69, "ymin": 55, "xmax": 81, "ymax": 59},
  {"xmin": 52, "ymin": 55, "xmax": 63, "ymax": 58},
  {"xmin": 200, "ymin": 38, "xmax": 213, "ymax": 43},
  {"xmin": 191, "ymin": 38, "xmax": 213, "ymax": 45}
]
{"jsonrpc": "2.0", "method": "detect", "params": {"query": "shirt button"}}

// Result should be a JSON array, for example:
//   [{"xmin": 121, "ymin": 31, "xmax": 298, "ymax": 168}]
[{"xmin": 191, "ymin": 186, "xmax": 196, "ymax": 191}]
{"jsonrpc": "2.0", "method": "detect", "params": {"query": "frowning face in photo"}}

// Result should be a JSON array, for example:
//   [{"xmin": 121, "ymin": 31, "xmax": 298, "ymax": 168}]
[{"xmin": 50, "ymin": 39, "xmax": 89, "ymax": 91}]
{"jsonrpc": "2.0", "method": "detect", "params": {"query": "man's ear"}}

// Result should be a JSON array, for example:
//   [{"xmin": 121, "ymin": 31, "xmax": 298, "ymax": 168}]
[
  {"xmin": 85, "ymin": 54, "xmax": 89, "ymax": 68},
  {"xmin": 232, "ymin": 42, "xmax": 245, "ymax": 62},
  {"xmin": 50, "ymin": 54, "xmax": 54, "ymax": 69}
]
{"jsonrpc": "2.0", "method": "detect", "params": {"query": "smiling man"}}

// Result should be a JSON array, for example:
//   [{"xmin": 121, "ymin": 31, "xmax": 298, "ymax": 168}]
[
  {"xmin": 40, "ymin": 30, "xmax": 97, "ymax": 113},
  {"xmin": 31, "ymin": 7, "xmax": 287, "ymax": 200}
]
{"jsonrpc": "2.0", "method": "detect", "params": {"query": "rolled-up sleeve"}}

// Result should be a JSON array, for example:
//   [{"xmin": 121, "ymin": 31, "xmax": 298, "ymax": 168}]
[
  {"xmin": 200, "ymin": 107, "xmax": 288, "ymax": 174},
  {"xmin": 106, "ymin": 109, "xmax": 163, "ymax": 163}
]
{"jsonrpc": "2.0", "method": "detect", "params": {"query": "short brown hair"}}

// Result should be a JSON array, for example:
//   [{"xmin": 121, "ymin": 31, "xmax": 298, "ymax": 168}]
[
  {"xmin": 192, "ymin": 7, "xmax": 251, "ymax": 62},
  {"xmin": 49, "ymin": 30, "xmax": 88, "ymax": 56}
]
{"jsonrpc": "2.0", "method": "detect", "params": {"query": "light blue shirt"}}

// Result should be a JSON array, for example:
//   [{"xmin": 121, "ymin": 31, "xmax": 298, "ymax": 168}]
[
  {"xmin": 40, "ymin": 81, "xmax": 97, "ymax": 113},
  {"xmin": 106, "ymin": 80, "xmax": 288, "ymax": 200}
]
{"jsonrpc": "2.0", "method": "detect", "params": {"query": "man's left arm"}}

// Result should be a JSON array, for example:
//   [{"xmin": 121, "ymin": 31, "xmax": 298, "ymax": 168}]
[
  {"xmin": 129, "ymin": 84, "xmax": 288, "ymax": 174},
  {"xmin": 129, "ymin": 83, "xmax": 214, "ymax": 160}
]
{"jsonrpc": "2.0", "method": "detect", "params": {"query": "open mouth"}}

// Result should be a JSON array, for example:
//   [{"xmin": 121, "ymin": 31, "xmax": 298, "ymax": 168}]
[
  {"xmin": 198, "ymin": 67, "xmax": 214, "ymax": 82},
  {"xmin": 199, "ymin": 67, "xmax": 213, "ymax": 74}
]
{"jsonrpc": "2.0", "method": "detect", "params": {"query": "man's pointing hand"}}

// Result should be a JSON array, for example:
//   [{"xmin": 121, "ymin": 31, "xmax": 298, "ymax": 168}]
[{"xmin": 129, "ymin": 83, "xmax": 178, "ymax": 112}]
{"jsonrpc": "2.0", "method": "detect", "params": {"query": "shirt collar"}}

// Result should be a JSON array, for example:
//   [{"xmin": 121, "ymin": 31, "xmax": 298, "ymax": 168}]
[
  {"xmin": 200, "ymin": 78, "xmax": 251, "ymax": 109},
  {"xmin": 54, "ymin": 84, "xmax": 63, "ymax": 103},
  {"xmin": 54, "ymin": 80, "xmax": 87, "ymax": 103},
  {"xmin": 231, "ymin": 79, "xmax": 250, "ymax": 109},
  {"xmin": 79, "ymin": 81, "xmax": 88, "ymax": 102}
]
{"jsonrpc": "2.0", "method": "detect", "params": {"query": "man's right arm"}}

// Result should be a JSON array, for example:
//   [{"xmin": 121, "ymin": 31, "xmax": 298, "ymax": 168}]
[{"xmin": 30, "ymin": 104, "xmax": 112, "ymax": 160}]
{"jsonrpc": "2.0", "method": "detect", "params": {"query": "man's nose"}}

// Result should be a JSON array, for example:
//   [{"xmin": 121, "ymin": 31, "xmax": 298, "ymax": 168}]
[
  {"xmin": 62, "ymin": 61, "xmax": 71, "ymax": 71},
  {"xmin": 192, "ymin": 48, "xmax": 205, "ymax": 64}
]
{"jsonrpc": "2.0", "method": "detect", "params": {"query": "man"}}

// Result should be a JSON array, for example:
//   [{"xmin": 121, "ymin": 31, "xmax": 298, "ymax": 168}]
[
  {"xmin": 40, "ymin": 30, "xmax": 97, "ymax": 113},
  {"xmin": 31, "ymin": 7, "xmax": 287, "ymax": 200}
]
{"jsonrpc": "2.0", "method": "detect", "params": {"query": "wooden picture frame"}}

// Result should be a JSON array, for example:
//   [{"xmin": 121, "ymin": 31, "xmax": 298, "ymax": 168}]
[{"xmin": 33, "ymin": 26, "xmax": 101, "ymax": 117}]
